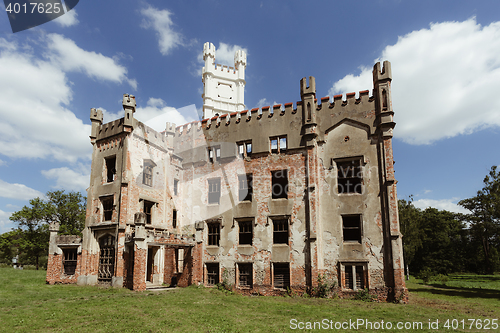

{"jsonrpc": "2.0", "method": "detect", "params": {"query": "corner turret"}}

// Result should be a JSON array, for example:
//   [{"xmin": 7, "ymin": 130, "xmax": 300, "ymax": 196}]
[
  {"xmin": 372, "ymin": 61, "xmax": 395, "ymax": 138},
  {"xmin": 123, "ymin": 94, "xmax": 136, "ymax": 128},
  {"xmin": 90, "ymin": 108, "xmax": 103, "ymax": 143}
]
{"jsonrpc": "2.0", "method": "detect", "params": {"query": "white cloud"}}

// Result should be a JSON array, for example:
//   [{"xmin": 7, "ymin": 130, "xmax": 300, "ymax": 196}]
[
  {"xmin": 254, "ymin": 98, "xmax": 278, "ymax": 109},
  {"xmin": 140, "ymin": 5, "xmax": 184, "ymax": 56},
  {"xmin": 0, "ymin": 209, "xmax": 14, "ymax": 234},
  {"xmin": 54, "ymin": 9, "xmax": 79, "ymax": 27},
  {"xmin": 413, "ymin": 198, "xmax": 470, "ymax": 214},
  {"xmin": 0, "ymin": 42, "xmax": 90, "ymax": 161},
  {"xmin": 46, "ymin": 34, "xmax": 137, "ymax": 89},
  {"xmin": 329, "ymin": 18, "xmax": 500, "ymax": 145},
  {"xmin": 0, "ymin": 179, "xmax": 44, "ymax": 200},
  {"xmin": 0, "ymin": 34, "xmax": 136, "ymax": 162},
  {"xmin": 214, "ymin": 42, "xmax": 247, "ymax": 65},
  {"xmin": 101, "ymin": 98, "xmax": 193, "ymax": 131},
  {"xmin": 42, "ymin": 165, "xmax": 90, "ymax": 192}
]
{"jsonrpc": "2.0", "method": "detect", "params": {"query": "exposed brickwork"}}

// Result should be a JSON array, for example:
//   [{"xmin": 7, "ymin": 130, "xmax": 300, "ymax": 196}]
[{"xmin": 46, "ymin": 59, "xmax": 407, "ymax": 303}]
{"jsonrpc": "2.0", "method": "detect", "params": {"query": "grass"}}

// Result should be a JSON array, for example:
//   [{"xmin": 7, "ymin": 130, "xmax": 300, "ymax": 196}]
[{"xmin": 0, "ymin": 268, "xmax": 499, "ymax": 332}]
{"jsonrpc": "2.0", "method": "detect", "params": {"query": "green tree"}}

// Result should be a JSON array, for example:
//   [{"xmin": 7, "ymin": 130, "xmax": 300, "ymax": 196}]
[
  {"xmin": 8, "ymin": 190, "xmax": 86, "ymax": 269},
  {"xmin": 459, "ymin": 166, "xmax": 500, "ymax": 274},
  {"xmin": 398, "ymin": 197, "xmax": 424, "ymax": 277}
]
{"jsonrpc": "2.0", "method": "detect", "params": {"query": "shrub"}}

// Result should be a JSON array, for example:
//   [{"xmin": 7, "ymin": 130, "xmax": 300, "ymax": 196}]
[{"xmin": 353, "ymin": 288, "xmax": 376, "ymax": 302}]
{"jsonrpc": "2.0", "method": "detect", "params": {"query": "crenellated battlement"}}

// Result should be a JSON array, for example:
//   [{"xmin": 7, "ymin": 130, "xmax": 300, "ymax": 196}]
[{"xmin": 202, "ymin": 42, "xmax": 247, "ymax": 119}]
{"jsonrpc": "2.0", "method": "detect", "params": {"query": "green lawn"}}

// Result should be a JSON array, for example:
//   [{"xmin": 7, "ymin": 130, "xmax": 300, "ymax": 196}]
[{"xmin": 0, "ymin": 268, "xmax": 499, "ymax": 332}]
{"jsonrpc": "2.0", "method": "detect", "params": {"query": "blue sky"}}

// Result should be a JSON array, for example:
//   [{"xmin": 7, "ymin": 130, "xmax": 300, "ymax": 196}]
[{"xmin": 0, "ymin": 0, "xmax": 499, "ymax": 232}]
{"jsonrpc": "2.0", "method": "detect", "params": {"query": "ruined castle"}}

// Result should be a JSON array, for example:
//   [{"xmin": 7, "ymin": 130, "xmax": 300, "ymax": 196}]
[{"xmin": 46, "ymin": 42, "xmax": 407, "ymax": 301}]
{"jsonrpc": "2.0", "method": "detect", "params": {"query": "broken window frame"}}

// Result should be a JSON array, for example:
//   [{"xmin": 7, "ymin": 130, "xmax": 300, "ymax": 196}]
[
  {"xmin": 101, "ymin": 196, "xmax": 114, "ymax": 222},
  {"xmin": 271, "ymin": 169, "xmax": 288, "ymax": 199},
  {"xmin": 335, "ymin": 157, "xmax": 363, "ymax": 195},
  {"xmin": 342, "ymin": 263, "xmax": 366, "ymax": 290},
  {"xmin": 208, "ymin": 146, "xmax": 221, "ymax": 163},
  {"xmin": 237, "ymin": 140, "xmax": 252, "ymax": 158},
  {"xmin": 273, "ymin": 262, "xmax": 290, "ymax": 289},
  {"xmin": 238, "ymin": 263, "xmax": 253, "ymax": 288},
  {"xmin": 143, "ymin": 200, "xmax": 155, "ymax": 225},
  {"xmin": 208, "ymin": 178, "xmax": 221, "ymax": 205},
  {"xmin": 172, "ymin": 209, "xmax": 177, "ymax": 229},
  {"xmin": 104, "ymin": 155, "xmax": 117, "ymax": 183},
  {"xmin": 342, "ymin": 214, "xmax": 362, "ymax": 243},
  {"xmin": 238, "ymin": 174, "xmax": 253, "ymax": 202},
  {"xmin": 207, "ymin": 222, "xmax": 220, "ymax": 246},
  {"xmin": 273, "ymin": 218, "xmax": 289, "ymax": 245},
  {"xmin": 206, "ymin": 263, "xmax": 219, "ymax": 286},
  {"xmin": 270, "ymin": 135, "xmax": 287, "ymax": 154},
  {"xmin": 238, "ymin": 220, "xmax": 253, "ymax": 245},
  {"xmin": 62, "ymin": 248, "xmax": 78, "ymax": 275}
]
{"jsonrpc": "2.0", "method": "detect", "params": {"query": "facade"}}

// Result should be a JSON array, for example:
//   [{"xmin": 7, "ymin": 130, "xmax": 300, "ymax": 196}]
[{"xmin": 46, "ymin": 43, "xmax": 407, "ymax": 302}]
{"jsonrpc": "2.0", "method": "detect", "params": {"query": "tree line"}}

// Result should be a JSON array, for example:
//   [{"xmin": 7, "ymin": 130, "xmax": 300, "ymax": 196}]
[
  {"xmin": 400, "ymin": 166, "xmax": 500, "ymax": 277},
  {"xmin": 0, "ymin": 191, "xmax": 85, "ymax": 269}
]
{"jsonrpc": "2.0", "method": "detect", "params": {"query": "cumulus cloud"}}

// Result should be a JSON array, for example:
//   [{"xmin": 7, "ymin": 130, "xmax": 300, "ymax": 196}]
[
  {"xmin": 140, "ymin": 5, "xmax": 185, "ymax": 56},
  {"xmin": 46, "ymin": 34, "xmax": 137, "ymax": 89},
  {"xmin": 0, "ymin": 179, "xmax": 44, "ymax": 200},
  {"xmin": 0, "ymin": 209, "xmax": 14, "ymax": 233},
  {"xmin": 214, "ymin": 42, "xmax": 248, "ymax": 65},
  {"xmin": 329, "ymin": 18, "xmax": 500, "ymax": 145},
  {"xmin": 101, "ymin": 98, "xmax": 193, "ymax": 131},
  {"xmin": 54, "ymin": 9, "xmax": 79, "ymax": 27},
  {"xmin": 413, "ymin": 198, "xmax": 470, "ymax": 214},
  {"xmin": 0, "ymin": 34, "xmax": 135, "ymax": 162},
  {"xmin": 42, "ymin": 164, "xmax": 90, "ymax": 192}
]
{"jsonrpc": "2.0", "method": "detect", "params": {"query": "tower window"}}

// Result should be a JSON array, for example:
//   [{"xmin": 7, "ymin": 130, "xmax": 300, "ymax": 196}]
[
  {"xmin": 143, "ymin": 160, "xmax": 156, "ymax": 187},
  {"xmin": 105, "ymin": 156, "xmax": 116, "ymax": 183},
  {"xmin": 336, "ymin": 159, "xmax": 362, "ymax": 194},
  {"xmin": 101, "ymin": 196, "xmax": 113, "ymax": 222}
]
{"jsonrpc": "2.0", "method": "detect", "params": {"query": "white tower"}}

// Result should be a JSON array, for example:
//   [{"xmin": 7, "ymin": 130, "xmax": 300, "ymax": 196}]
[{"xmin": 202, "ymin": 42, "xmax": 247, "ymax": 119}]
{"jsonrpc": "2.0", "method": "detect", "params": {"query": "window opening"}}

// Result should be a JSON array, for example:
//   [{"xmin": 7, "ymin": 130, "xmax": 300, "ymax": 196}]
[
  {"xmin": 143, "ymin": 161, "xmax": 154, "ymax": 186},
  {"xmin": 105, "ymin": 156, "xmax": 116, "ymax": 183},
  {"xmin": 336, "ymin": 159, "xmax": 362, "ymax": 194},
  {"xmin": 173, "ymin": 179, "xmax": 178, "ymax": 196},
  {"xmin": 101, "ymin": 196, "xmax": 113, "ymax": 222},
  {"xmin": 342, "ymin": 215, "xmax": 362, "ymax": 242},
  {"xmin": 271, "ymin": 170, "xmax": 288, "ymax": 199},
  {"xmin": 208, "ymin": 178, "xmax": 221, "ymax": 204},
  {"xmin": 237, "ymin": 141, "xmax": 252, "ymax": 158},
  {"xmin": 273, "ymin": 263, "xmax": 290, "ymax": 288},
  {"xmin": 172, "ymin": 209, "xmax": 177, "ymax": 229},
  {"xmin": 144, "ymin": 200, "xmax": 154, "ymax": 225},
  {"xmin": 63, "ymin": 248, "xmax": 77, "ymax": 275},
  {"xmin": 238, "ymin": 174, "xmax": 253, "ymax": 202},
  {"xmin": 239, "ymin": 220, "xmax": 253, "ymax": 245},
  {"xmin": 270, "ymin": 136, "xmax": 287, "ymax": 153},
  {"xmin": 238, "ymin": 263, "xmax": 252, "ymax": 288},
  {"xmin": 206, "ymin": 263, "xmax": 219, "ymax": 286},
  {"xmin": 208, "ymin": 223, "xmax": 220, "ymax": 246},
  {"xmin": 273, "ymin": 219, "xmax": 289, "ymax": 244}
]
